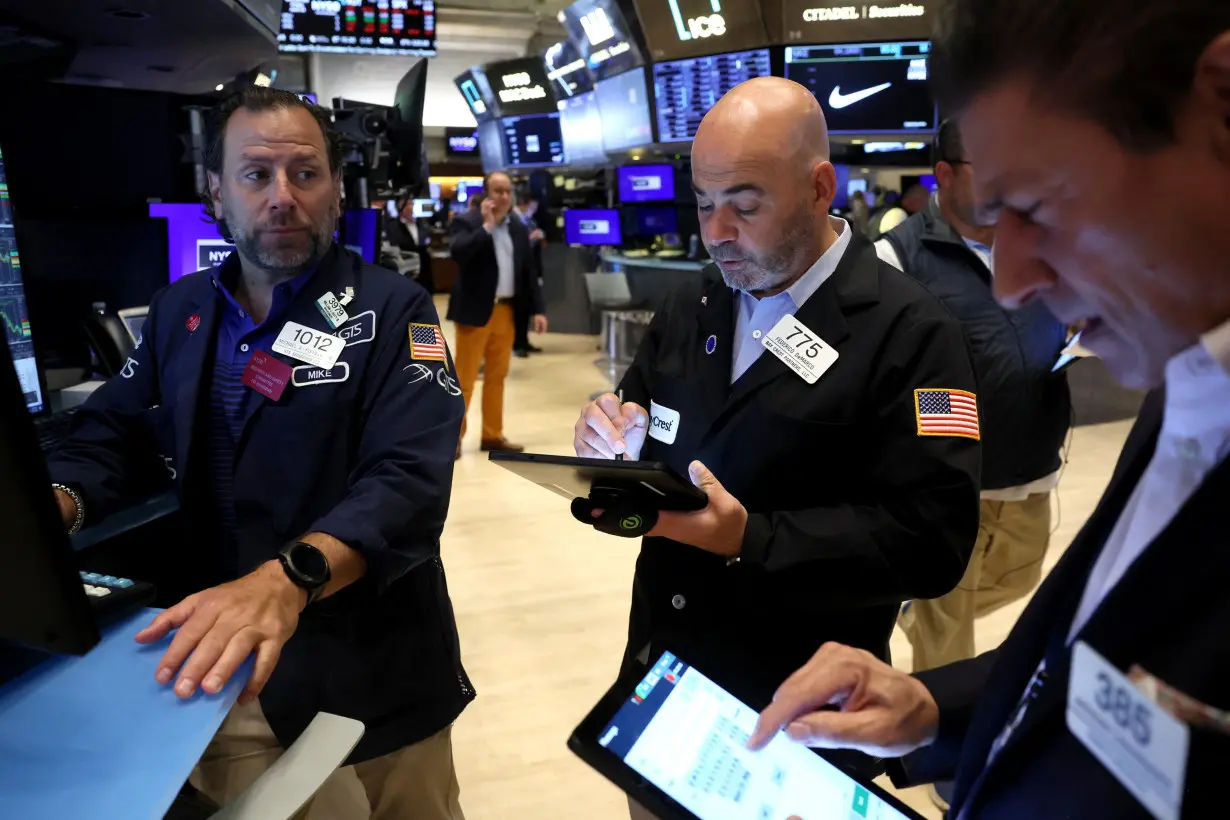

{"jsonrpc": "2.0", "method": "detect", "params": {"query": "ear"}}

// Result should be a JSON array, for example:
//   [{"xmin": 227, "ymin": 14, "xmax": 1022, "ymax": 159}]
[
  {"xmin": 813, "ymin": 160, "xmax": 837, "ymax": 211},
  {"xmin": 935, "ymin": 161, "xmax": 957, "ymax": 191},
  {"xmin": 206, "ymin": 171, "xmax": 223, "ymax": 219},
  {"xmin": 1194, "ymin": 31, "xmax": 1230, "ymax": 159}
]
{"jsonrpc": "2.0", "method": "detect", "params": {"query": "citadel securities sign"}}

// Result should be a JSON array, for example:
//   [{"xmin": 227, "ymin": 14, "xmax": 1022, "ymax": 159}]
[{"xmin": 783, "ymin": 1, "xmax": 931, "ymax": 42}]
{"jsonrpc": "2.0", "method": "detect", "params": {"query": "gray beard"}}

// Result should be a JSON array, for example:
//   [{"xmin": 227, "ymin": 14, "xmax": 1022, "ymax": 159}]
[{"xmin": 710, "ymin": 212, "xmax": 814, "ymax": 294}]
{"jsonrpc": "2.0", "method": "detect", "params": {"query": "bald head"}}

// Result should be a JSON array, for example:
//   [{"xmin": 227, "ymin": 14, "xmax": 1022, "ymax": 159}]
[{"xmin": 691, "ymin": 77, "xmax": 839, "ymax": 295}]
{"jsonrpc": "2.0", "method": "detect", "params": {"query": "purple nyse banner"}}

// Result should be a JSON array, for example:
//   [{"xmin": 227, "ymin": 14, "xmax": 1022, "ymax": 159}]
[{"xmin": 148, "ymin": 202, "xmax": 234, "ymax": 283}]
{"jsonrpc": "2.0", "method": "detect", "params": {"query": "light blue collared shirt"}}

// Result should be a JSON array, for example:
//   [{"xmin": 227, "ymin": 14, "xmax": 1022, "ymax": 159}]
[
  {"xmin": 491, "ymin": 217, "xmax": 515, "ymax": 298},
  {"xmin": 731, "ymin": 217, "xmax": 853, "ymax": 383}
]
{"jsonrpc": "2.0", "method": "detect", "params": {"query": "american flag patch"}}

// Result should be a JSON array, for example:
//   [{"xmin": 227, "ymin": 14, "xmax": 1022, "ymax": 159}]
[
  {"xmin": 409, "ymin": 323, "xmax": 447, "ymax": 366},
  {"xmin": 914, "ymin": 389, "xmax": 980, "ymax": 440}
]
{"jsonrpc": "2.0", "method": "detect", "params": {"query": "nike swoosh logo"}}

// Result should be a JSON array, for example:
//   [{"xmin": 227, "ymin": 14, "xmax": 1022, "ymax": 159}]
[{"xmin": 828, "ymin": 83, "xmax": 892, "ymax": 109}]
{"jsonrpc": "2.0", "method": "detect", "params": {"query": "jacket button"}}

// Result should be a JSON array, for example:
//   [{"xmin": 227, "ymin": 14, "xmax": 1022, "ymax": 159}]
[{"xmin": 671, "ymin": 594, "xmax": 686, "ymax": 610}]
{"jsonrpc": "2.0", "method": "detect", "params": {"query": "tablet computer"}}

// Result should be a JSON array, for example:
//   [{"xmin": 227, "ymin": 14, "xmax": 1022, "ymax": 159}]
[
  {"xmin": 569, "ymin": 650, "xmax": 926, "ymax": 820},
  {"xmin": 487, "ymin": 452, "xmax": 708, "ymax": 512}
]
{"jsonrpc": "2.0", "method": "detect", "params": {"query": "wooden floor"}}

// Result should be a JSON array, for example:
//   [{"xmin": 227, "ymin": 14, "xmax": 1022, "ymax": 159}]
[{"xmin": 306, "ymin": 301, "xmax": 1136, "ymax": 819}]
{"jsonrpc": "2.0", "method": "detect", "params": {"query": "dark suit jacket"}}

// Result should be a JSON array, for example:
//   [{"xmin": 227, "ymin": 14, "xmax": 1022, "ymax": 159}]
[
  {"xmin": 893, "ymin": 390, "xmax": 1230, "ymax": 818},
  {"xmin": 447, "ymin": 209, "xmax": 544, "ymax": 328}
]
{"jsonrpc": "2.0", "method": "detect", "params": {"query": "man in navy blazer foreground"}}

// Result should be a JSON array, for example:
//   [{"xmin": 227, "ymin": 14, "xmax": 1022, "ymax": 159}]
[
  {"xmin": 47, "ymin": 86, "xmax": 472, "ymax": 818},
  {"xmin": 750, "ymin": 1, "xmax": 1230, "ymax": 818}
]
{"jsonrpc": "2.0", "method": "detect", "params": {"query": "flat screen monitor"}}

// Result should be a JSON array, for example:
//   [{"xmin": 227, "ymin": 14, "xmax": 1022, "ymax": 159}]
[
  {"xmin": 149, "ymin": 202, "xmax": 235, "ymax": 283},
  {"xmin": 544, "ymin": 38, "xmax": 594, "ymax": 98},
  {"xmin": 486, "ymin": 56, "xmax": 558, "ymax": 118},
  {"xmin": 558, "ymin": 0, "xmax": 646, "ymax": 82},
  {"xmin": 595, "ymin": 67, "xmax": 654, "ymax": 153},
  {"xmin": 477, "ymin": 119, "xmax": 508, "ymax": 174},
  {"xmin": 341, "ymin": 209, "xmax": 381, "ymax": 263},
  {"xmin": 628, "ymin": 206, "xmax": 679, "ymax": 236},
  {"xmin": 0, "ymin": 142, "xmax": 44, "ymax": 414},
  {"xmin": 565, "ymin": 208, "xmax": 622, "ymax": 245},
  {"xmin": 559, "ymin": 91, "xmax": 607, "ymax": 165},
  {"xmin": 501, "ymin": 113, "xmax": 565, "ymax": 168},
  {"xmin": 411, "ymin": 199, "xmax": 437, "ymax": 219},
  {"xmin": 652, "ymin": 47, "xmax": 772, "ymax": 143},
  {"xmin": 445, "ymin": 127, "xmax": 480, "ymax": 158},
  {"xmin": 784, "ymin": 41, "xmax": 937, "ymax": 133},
  {"xmin": 277, "ymin": 0, "xmax": 436, "ymax": 56},
  {"xmin": 118, "ymin": 306, "xmax": 148, "ymax": 346},
  {"xmin": 633, "ymin": 0, "xmax": 770, "ymax": 61},
  {"xmin": 454, "ymin": 68, "xmax": 498, "ymax": 122},
  {"xmin": 780, "ymin": 0, "xmax": 934, "ymax": 45},
  {"xmin": 618, "ymin": 164, "xmax": 675, "ymax": 203}
]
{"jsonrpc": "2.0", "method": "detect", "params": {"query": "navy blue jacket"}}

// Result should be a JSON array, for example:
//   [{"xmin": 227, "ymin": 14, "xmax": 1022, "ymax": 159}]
[
  {"xmin": 883, "ymin": 200, "xmax": 1071, "ymax": 490},
  {"xmin": 892, "ymin": 391, "xmax": 1230, "ymax": 818},
  {"xmin": 447, "ymin": 209, "xmax": 544, "ymax": 327},
  {"xmin": 48, "ymin": 246, "xmax": 473, "ymax": 763}
]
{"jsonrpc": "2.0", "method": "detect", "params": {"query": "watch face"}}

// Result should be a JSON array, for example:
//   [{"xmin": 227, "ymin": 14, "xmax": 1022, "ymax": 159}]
[{"xmin": 290, "ymin": 543, "xmax": 329, "ymax": 583}]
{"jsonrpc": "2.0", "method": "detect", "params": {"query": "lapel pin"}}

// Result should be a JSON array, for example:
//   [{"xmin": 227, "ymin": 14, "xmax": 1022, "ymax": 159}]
[
  {"xmin": 186, "ymin": 314, "xmax": 201, "ymax": 333},
  {"xmin": 701, "ymin": 296, "xmax": 707, "ymax": 306},
  {"xmin": 705, "ymin": 335, "xmax": 717, "ymax": 355}
]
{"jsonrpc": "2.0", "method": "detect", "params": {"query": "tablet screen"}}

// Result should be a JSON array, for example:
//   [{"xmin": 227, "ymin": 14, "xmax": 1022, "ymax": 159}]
[{"xmin": 598, "ymin": 652, "xmax": 914, "ymax": 820}]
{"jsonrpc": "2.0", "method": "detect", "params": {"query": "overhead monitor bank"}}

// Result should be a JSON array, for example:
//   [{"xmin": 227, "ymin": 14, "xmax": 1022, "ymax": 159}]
[
  {"xmin": 485, "ymin": 56, "xmax": 558, "ymax": 118},
  {"xmin": 780, "ymin": 0, "xmax": 932, "ymax": 43},
  {"xmin": 633, "ymin": 0, "xmax": 770, "ymax": 61},
  {"xmin": 454, "ymin": 68, "xmax": 498, "ymax": 123},
  {"xmin": 558, "ymin": 0, "xmax": 646, "ymax": 82},
  {"xmin": 545, "ymin": 38, "xmax": 595, "ymax": 99},
  {"xmin": 653, "ymin": 48, "xmax": 773, "ymax": 143},
  {"xmin": 277, "ymin": 0, "xmax": 437, "ymax": 56}
]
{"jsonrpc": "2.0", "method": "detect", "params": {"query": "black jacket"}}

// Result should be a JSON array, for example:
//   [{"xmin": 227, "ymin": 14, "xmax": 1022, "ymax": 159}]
[
  {"xmin": 48, "ymin": 247, "xmax": 474, "ymax": 763},
  {"xmin": 616, "ymin": 231, "xmax": 982, "ymax": 708},
  {"xmin": 883, "ymin": 201, "xmax": 1071, "ymax": 490},
  {"xmin": 447, "ymin": 210, "xmax": 544, "ymax": 327},
  {"xmin": 893, "ymin": 390, "xmax": 1230, "ymax": 818}
]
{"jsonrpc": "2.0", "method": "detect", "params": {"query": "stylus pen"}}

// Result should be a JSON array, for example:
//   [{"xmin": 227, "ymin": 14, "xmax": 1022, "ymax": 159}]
[{"xmin": 616, "ymin": 388, "xmax": 624, "ymax": 460}]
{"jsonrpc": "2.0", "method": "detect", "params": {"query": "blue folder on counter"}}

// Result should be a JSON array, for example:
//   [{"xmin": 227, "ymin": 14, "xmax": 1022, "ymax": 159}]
[{"xmin": 0, "ymin": 608, "xmax": 251, "ymax": 820}]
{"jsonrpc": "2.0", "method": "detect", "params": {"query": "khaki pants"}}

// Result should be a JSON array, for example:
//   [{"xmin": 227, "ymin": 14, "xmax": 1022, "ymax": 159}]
[
  {"xmin": 902, "ymin": 493, "xmax": 1052, "ymax": 672},
  {"xmin": 190, "ymin": 699, "xmax": 465, "ymax": 820},
  {"xmin": 453, "ymin": 302, "xmax": 515, "ymax": 442}
]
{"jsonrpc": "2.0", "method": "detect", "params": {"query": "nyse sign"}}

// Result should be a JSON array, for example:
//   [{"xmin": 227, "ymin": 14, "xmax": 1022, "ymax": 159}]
[{"xmin": 787, "ymin": 1, "xmax": 930, "ymax": 42}]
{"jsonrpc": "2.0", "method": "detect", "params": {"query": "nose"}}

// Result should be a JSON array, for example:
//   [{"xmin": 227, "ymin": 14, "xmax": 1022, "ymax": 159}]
[
  {"xmin": 267, "ymin": 168, "xmax": 297, "ymax": 212},
  {"xmin": 702, "ymin": 206, "xmax": 738, "ymax": 245},
  {"xmin": 992, "ymin": 209, "xmax": 1054, "ymax": 309}
]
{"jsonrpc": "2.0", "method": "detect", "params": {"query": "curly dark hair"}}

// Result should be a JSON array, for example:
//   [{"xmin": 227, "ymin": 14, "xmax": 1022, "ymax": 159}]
[{"xmin": 199, "ymin": 86, "xmax": 343, "ymax": 241}]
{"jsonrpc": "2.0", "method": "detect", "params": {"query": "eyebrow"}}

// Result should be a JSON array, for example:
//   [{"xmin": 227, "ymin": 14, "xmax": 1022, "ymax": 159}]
[
  {"xmin": 691, "ymin": 182, "xmax": 765, "ymax": 198},
  {"xmin": 237, "ymin": 149, "xmax": 323, "ymax": 162}
]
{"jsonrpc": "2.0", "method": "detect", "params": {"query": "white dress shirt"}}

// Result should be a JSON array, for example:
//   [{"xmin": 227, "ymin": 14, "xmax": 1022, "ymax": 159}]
[
  {"xmin": 1068, "ymin": 317, "xmax": 1230, "ymax": 639},
  {"xmin": 490, "ymin": 217, "xmax": 516, "ymax": 299},
  {"xmin": 731, "ymin": 217, "xmax": 852, "ymax": 383}
]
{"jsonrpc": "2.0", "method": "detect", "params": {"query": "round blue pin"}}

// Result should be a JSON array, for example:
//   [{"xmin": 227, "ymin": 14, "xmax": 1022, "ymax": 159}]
[{"xmin": 705, "ymin": 335, "xmax": 717, "ymax": 355}]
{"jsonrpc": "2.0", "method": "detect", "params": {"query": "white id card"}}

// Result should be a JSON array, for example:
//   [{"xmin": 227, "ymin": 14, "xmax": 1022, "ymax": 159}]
[
  {"xmin": 1067, "ymin": 641, "xmax": 1189, "ymax": 820},
  {"xmin": 272, "ymin": 321, "xmax": 346, "ymax": 370},
  {"xmin": 761, "ymin": 315, "xmax": 839, "ymax": 384},
  {"xmin": 315, "ymin": 292, "xmax": 349, "ymax": 329}
]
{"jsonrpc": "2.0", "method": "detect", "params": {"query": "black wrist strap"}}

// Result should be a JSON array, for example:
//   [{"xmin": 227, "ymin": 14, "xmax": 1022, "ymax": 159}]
[{"xmin": 570, "ymin": 494, "xmax": 658, "ymax": 538}]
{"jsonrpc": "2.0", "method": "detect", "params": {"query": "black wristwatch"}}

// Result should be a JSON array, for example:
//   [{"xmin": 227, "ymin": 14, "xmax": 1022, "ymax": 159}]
[{"xmin": 277, "ymin": 541, "xmax": 332, "ymax": 606}]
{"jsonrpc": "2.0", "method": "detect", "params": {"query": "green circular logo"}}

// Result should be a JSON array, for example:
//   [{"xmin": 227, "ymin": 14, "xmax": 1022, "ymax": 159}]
[{"xmin": 620, "ymin": 514, "xmax": 643, "ymax": 530}]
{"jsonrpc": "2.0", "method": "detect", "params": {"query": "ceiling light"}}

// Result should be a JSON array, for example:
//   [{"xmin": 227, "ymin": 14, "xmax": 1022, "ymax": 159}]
[{"xmin": 216, "ymin": 84, "xmax": 224, "ymax": 91}]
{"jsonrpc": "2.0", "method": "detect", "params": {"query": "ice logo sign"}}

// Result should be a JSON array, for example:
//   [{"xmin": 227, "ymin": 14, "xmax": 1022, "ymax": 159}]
[{"xmin": 670, "ymin": 0, "xmax": 726, "ymax": 41}]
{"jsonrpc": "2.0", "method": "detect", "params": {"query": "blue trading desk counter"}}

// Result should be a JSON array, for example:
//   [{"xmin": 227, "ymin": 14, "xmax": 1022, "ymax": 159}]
[{"xmin": 0, "ymin": 608, "xmax": 251, "ymax": 820}]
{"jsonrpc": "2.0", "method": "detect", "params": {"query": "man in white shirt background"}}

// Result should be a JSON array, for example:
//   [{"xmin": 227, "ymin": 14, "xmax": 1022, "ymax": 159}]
[{"xmin": 749, "ymin": 1, "xmax": 1230, "ymax": 818}]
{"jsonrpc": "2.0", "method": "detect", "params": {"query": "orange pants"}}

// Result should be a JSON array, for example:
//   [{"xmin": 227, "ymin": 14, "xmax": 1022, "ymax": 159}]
[{"xmin": 453, "ymin": 302, "xmax": 514, "ymax": 441}]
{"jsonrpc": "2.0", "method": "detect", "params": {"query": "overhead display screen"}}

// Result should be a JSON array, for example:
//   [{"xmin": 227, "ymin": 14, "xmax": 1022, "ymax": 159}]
[
  {"xmin": 594, "ymin": 66, "xmax": 655, "ymax": 152},
  {"xmin": 652, "ymin": 48, "xmax": 771, "ymax": 143},
  {"xmin": 632, "ymin": 0, "xmax": 769, "ymax": 61},
  {"xmin": 500, "ymin": 114, "xmax": 565, "ymax": 167},
  {"xmin": 455, "ymin": 68, "xmax": 498, "ymax": 123},
  {"xmin": 559, "ymin": 91, "xmax": 607, "ymax": 165},
  {"xmin": 278, "ymin": 0, "xmax": 436, "ymax": 56},
  {"xmin": 486, "ymin": 56, "xmax": 559, "ymax": 118},
  {"xmin": 445, "ymin": 127, "xmax": 480, "ymax": 158},
  {"xmin": 544, "ymin": 39, "xmax": 594, "ymax": 99},
  {"xmin": 784, "ymin": 41, "xmax": 936, "ymax": 133},
  {"xmin": 558, "ymin": 0, "xmax": 646, "ymax": 82},
  {"xmin": 477, "ymin": 119, "xmax": 507, "ymax": 174},
  {"xmin": 781, "ymin": 0, "xmax": 933, "ymax": 44}
]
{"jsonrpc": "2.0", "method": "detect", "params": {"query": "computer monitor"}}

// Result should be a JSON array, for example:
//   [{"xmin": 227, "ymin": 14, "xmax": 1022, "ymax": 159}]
[
  {"xmin": 559, "ymin": 91, "xmax": 607, "ymax": 166},
  {"xmin": 445, "ymin": 127, "xmax": 480, "ymax": 159},
  {"xmin": 617, "ymin": 164, "xmax": 675, "ymax": 203},
  {"xmin": 633, "ymin": 0, "xmax": 770, "ymax": 61},
  {"xmin": 628, "ymin": 206, "xmax": 679, "ymax": 237},
  {"xmin": 594, "ymin": 67, "xmax": 654, "ymax": 153},
  {"xmin": 500, "ymin": 113, "xmax": 566, "ymax": 168},
  {"xmin": 544, "ymin": 38, "xmax": 595, "ymax": 99},
  {"xmin": 565, "ymin": 208, "xmax": 622, "ymax": 245},
  {"xmin": 0, "ymin": 141, "xmax": 44, "ymax": 414},
  {"xmin": 411, "ymin": 199, "xmax": 437, "ymax": 219},
  {"xmin": 277, "ymin": 0, "xmax": 437, "ymax": 56},
  {"xmin": 477, "ymin": 119, "xmax": 508, "ymax": 174},
  {"xmin": 454, "ymin": 68, "xmax": 498, "ymax": 123},
  {"xmin": 784, "ymin": 41, "xmax": 937, "ymax": 134},
  {"xmin": 341, "ymin": 209, "xmax": 381, "ymax": 263},
  {"xmin": 148, "ymin": 202, "xmax": 235, "ymax": 283},
  {"xmin": 652, "ymin": 48, "xmax": 772, "ymax": 143},
  {"xmin": 117, "ymin": 307, "xmax": 148, "ymax": 346},
  {"xmin": 485, "ymin": 56, "xmax": 559, "ymax": 118},
  {"xmin": 558, "ymin": 0, "xmax": 646, "ymax": 82},
  {"xmin": 0, "ymin": 329, "xmax": 99, "ymax": 655}
]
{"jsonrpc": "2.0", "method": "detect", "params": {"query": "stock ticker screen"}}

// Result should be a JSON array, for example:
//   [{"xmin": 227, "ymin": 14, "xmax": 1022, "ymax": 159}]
[
  {"xmin": 652, "ymin": 48, "xmax": 772, "ymax": 142},
  {"xmin": 278, "ymin": 0, "xmax": 437, "ymax": 56},
  {"xmin": 0, "ymin": 144, "xmax": 44, "ymax": 414}
]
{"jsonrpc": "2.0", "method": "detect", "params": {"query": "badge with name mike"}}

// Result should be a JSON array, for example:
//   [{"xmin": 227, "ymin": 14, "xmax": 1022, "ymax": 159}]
[
  {"xmin": 762, "ymin": 315, "xmax": 839, "ymax": 384},
  {"xmin": 315, "ymin": 291, "xmax": 349, "ymax": 329}
]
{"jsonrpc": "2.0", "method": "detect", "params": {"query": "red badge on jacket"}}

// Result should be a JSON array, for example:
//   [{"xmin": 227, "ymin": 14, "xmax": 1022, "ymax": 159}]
[{"xmin": 186, "ymin": 314, "xmax": 201, "ymax": 332}]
